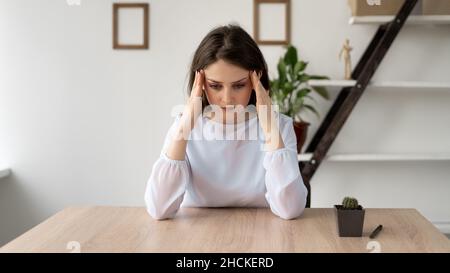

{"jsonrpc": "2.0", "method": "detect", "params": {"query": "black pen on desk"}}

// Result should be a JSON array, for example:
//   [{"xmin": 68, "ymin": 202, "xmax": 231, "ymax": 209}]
[{"xmin": 369, "ymin": 225, "xmax": 383, "ymax": 239}]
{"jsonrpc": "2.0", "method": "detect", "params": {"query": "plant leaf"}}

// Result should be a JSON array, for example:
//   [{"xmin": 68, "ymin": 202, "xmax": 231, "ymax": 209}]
[
  {"xmin": 283, "ymin": 82, "xmax": 294, "ymax": 94},
  {"xmin": 296, "ymin": 88, "xmax": 310, "ymax": 99},
  {"xmin": 294, "ymin": 61, "xmax": 308, "ymax": 75},
  {"xmin": 312, "ymin": 86, "xmax": 329, "ymax": 100},
  {"xmin": 270, "ymin": 79, "xmax": 280, "ymax": 93},
  {"xmin": 284, "ymin": 45, "xmax": 298, "ymax": 67},
  {"xmin": 277, "ymin": 58, "xmax": 287, "ymax": 83},
  {"xmin": 291, "ymin": 97, "xmax": 304, "ymax": 116},
  {"xmin": 309, "ymin": 75, "xmax": 329, "ymax": 80},
  {"xmin": 298, "ymin": 74, "xmax": 310, "ymax": 83},
  {"xmin": 303, "ymin": 104, "xmax": 320, "ymax": 119}
]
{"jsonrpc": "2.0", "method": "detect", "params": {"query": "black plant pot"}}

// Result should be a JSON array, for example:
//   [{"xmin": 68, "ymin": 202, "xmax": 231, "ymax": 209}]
[{"xmin": 335, "ymin": 205, "xmax": 365, "ymax": 237}]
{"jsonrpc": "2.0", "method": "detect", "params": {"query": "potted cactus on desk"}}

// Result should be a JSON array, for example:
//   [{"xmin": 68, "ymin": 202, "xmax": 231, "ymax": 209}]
[{"xmin": 335, "ymin": 197, "xmax": 365, "ymax": 237}]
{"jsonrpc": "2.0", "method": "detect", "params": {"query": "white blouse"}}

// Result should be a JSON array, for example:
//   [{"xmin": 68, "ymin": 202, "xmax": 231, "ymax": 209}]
[{"xmin": 144, "ymin": 110, "xmax": 308, "ymax": 220}]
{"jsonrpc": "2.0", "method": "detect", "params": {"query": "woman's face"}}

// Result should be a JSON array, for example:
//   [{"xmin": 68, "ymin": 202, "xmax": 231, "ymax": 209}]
[{"xmin": 203, "ymin": 59, "xmax": 253, "ymax": 112}]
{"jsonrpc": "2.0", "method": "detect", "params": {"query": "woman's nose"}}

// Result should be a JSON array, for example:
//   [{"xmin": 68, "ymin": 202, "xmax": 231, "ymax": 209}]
[{"xmin": 222, "ymin": 88, "xmax": 233, "ymax": 105}]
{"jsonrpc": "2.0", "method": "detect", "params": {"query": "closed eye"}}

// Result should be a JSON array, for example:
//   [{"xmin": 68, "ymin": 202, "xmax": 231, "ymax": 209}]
[
  {"xmin": 209, "ymin": 84, "xmax": 221, "ymax": 90},
  {"xmin": 208, "ymin": 83, "xmax": 246, "ymax": 90}
]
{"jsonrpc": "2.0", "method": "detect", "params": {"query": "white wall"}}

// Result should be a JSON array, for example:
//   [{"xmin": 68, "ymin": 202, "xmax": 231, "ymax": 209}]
[{"xmin": 1, "ymin": 0, "xmax": 449, "ymax": 245}]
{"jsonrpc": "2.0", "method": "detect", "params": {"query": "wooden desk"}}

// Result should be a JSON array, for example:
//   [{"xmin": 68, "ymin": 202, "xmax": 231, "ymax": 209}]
[{"xmin": 1, "ymin": 207, "xmax": 449, "ymax": 253}]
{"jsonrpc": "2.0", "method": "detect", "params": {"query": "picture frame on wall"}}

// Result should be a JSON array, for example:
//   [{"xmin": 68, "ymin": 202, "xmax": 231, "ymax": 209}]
[
  {"xmin": 113, "ymin": 3, "xmax": 149, "ymax": 49},
  {"xmin": 253, "ymin": 0, "xmax": 291, "ymax": 45}
]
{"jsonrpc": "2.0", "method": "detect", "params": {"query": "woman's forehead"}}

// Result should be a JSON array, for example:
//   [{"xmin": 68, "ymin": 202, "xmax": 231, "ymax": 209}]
[{"xmin": 204, "ymin": 59, "xmax": 249, "ymax": 83}]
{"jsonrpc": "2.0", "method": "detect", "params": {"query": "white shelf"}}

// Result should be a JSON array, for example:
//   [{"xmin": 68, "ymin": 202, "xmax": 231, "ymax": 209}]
[
  {"xmin": 370, "ymin": 81, "xmax": 450, "ymax": 89},
  {"xmin": 298, "ymin": 153, "xmax": 314, "ymax": 161},
  {"xmin": 308, "ymin": 80, "xmax": 356, "ymax": 87},
  {"xmin": 308, "ymin": 80, "xmax": 450, "ymax": 89},
  {"xmin": 349, "ymin": 15, "xmax": 450, "ymax": 25},
  {"xmin": 298, "ymin": 153, "xmax": 450, "ymax": 162},
  {"xmin": 0, "ymin": 168, "xmax": 11, "ymax": 179}
]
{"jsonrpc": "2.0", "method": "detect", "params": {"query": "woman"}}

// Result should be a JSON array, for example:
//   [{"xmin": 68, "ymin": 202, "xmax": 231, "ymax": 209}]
[{"xmin": 145, "ymin": 24, "xmax": 307, "ymax": 220}]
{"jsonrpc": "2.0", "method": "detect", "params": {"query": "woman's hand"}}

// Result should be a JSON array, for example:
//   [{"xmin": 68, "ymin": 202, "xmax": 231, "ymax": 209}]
[
  {"xmin": 186, "ymin": 69, "xmax": 205, "ymax": 127},
  {"xmin": 167, "ymin": 70, "xmax": 205, "ymax": 160},
  {"xmin": 176, "ymin": 70, "xmax": 205, "ymax": 138},
  {"xmin": 190, "ymin": 70, "xmax": 206, "ymax": 101},
  {"xmin": 250, "ymin": 70, "xmax": 285, "ymax": 151}
]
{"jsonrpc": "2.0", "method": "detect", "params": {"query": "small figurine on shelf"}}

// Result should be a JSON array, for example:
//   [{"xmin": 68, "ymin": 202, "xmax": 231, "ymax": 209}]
[{"xmin": 339, "ymin": 38, "xmax": 353, "ymax": 80}]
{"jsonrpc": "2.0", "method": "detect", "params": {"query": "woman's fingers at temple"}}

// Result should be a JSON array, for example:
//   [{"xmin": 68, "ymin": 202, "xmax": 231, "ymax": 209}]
[
  {"xmin": 191, "ymin": 70, "xmax": 205, "ymax": 98},
  {"xmin": 251, "ymin": 70, "xmax": 264, "ymax": 95},
  {"xmin": 198, "ymin": 70, "xmax": 205, "ymax": 95},
  {"xmin": 250, "ymin": 70, "xmax": 257, "ymax": 91},
  {"xmin": 192, "ymin": 71, "xmax": 198, "ymax": 87}
]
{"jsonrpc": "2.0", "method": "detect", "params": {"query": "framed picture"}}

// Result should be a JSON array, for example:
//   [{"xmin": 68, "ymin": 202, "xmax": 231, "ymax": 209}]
[
  {"xmin": 253, "ymin": 0, "xmax": 291, "ymax": 45},
  {"xmin": 113, "ymin": 3, "xmax": 149, "ymax": 49}
]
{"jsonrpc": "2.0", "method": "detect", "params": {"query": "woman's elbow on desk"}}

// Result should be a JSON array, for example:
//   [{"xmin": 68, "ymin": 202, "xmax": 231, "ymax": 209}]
[
  {"xmin": 146, "ymin": 207, "xmax": 176, "ymax": 220},
  {"xmin": 144, "ymin": 191, "xmax": 179, "ymax": 220},
  {"xmin": 271, "ymin": 183, "xmax": 308, "ymax": 220},
  {"xmin": 276, "ymin": 203, "xmax": 306, "ymax": 220},
  {"xmin": 144, "ymin": 197, "xmax": 178, "ymax": 220}
]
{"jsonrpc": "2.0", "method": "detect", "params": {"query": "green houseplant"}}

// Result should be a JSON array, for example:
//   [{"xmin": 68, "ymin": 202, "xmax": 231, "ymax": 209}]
[
  {"xmin": 335, "ymin": 197, "xmax": 365, "ymax": 237},
  {"xmin": 269, "ymin": 45, "xmax": 329, "ymax": 154}
]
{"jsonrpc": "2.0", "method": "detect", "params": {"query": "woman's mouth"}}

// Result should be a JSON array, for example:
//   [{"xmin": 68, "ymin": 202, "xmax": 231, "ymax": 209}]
[{"xmin": 221, "ymin": 105, "xmax": 235, "ymax": 110}]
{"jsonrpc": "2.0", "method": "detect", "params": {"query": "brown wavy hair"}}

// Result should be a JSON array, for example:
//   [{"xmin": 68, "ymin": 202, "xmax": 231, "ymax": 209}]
[{"xmin": 187, "ymin": 24, "xmax": 270, "ymax": 110}]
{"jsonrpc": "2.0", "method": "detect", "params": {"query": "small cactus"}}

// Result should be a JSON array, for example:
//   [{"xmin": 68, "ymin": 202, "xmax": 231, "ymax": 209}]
[{"xmin": 342, "ymin": 197, "xmax": 359, "ymax": 210}]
